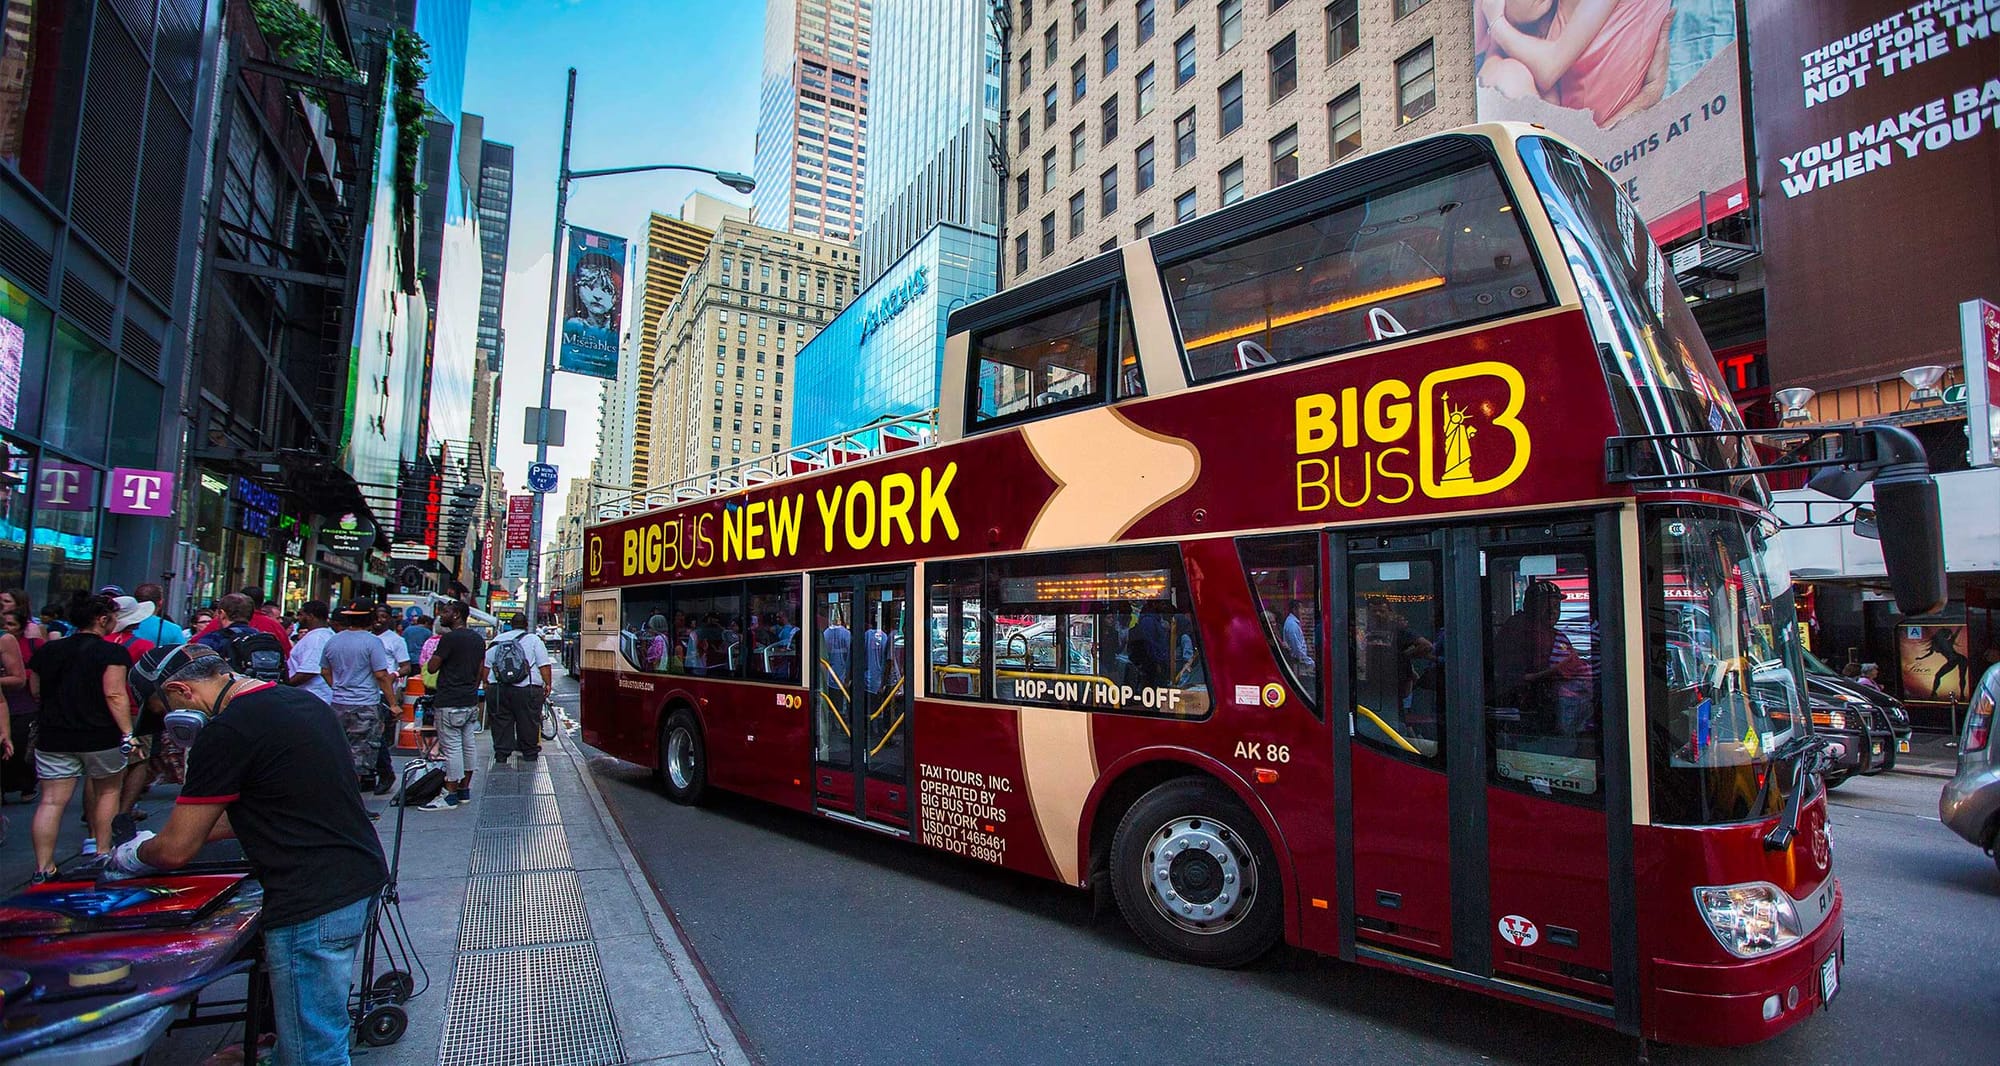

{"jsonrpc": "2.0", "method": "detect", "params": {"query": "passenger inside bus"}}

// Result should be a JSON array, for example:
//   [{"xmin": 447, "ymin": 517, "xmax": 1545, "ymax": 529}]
[{"xmin": 1355, "ymin": 593, "xmax": 1440, "ymax": 756}]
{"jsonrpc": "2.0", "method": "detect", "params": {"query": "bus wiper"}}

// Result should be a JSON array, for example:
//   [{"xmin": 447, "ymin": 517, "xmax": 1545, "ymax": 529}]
[{"xmin": 1762, "ymin": 734, "xmax": 1830, "ymax": 852}]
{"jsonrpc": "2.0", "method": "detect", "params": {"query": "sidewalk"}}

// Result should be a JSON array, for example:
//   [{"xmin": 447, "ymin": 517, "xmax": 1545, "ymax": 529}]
[
  {"xmin": 1, "ymin": 708, "xmax": 750, "ymax": 1066},
  {"xmin": 1895, "ymin": 732, "xmax": 1962, "ymax": 779}
]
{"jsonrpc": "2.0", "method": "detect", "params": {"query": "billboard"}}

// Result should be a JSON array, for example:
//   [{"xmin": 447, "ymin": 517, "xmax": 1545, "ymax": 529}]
[
  {"xmin": 558, "ymin": 226, "xmax": 626, "ymax": 380},
  {"xmin": 1898, "ymin": 623, "xmax": 1972, "ymax": 704},
  {"xmin": 1474, "ymin": 0, "xmax": 1747, "ymax": 244},
  {"xmin": 1748, "ymin": 1, "xmax": 2000, "ymax": 392}
]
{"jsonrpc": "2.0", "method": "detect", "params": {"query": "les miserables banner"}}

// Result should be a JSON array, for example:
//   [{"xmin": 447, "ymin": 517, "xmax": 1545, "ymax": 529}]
[{"xmin": 559, "ymin": 226, "xmax": 627, "ymax": 380}]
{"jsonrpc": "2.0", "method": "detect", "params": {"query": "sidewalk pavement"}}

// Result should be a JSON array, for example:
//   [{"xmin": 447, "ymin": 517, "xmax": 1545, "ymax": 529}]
[
  {"xmin": 1895, "ymin": 732, "xmax": 1962, "ymax": 779},
  {"xmin": 0, "ymin": 706, "xmax": 751, "ymax": 1066}
]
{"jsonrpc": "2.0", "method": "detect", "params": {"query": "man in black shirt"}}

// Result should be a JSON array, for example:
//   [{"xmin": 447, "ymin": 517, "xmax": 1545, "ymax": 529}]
[
  {"xmin": 422, "ymin": 600, "xmax": 486, "ymax": 810},
  {"xmin": 111, "ymin": 644, "xmax": 387, "ymax": 1066}
]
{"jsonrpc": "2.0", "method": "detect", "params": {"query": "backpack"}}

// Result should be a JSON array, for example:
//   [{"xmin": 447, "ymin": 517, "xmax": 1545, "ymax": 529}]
[
  {"xmin": 223, "ymin": 624, "xmax": 286, "ymax": 682},
  {"xmin": 490, "ymin": 633, "xmax": 531, "ymax": 686}
]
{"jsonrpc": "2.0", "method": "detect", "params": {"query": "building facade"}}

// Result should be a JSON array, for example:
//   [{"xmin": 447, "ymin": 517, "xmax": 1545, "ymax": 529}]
[
  {"xmin": 856, "ymin": 0, "xmax": 1001, "ymax": 286},
  {"xmin": 752, "ymin": 0, "xmax": 873, "ymax": 242},
  {"xmin": 793, "ymin": 222, "xmax": 997, "ymax": 443},
  {"xmin": 651, "ymin": 219, "xmax": 858, "ymax": 484},
  {"xmin": 1003, "ymin": 0, "xmax": 1472, "ymax": 285}
]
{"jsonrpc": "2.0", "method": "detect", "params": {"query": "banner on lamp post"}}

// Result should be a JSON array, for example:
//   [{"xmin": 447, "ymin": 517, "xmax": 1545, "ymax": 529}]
[{"xmin": 558, "ymin": 227, "xmax": 626, "ymax": 379}]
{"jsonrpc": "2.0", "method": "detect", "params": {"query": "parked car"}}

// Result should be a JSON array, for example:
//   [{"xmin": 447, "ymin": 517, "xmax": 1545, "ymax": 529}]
[
  {"xmin": 1807, "ymin": 675, "xmax": 1892, "ymax": 787},
  {"xmin": 1940, "ymin": 663, "xmax": 2000, "ymax": 874},
  {"xmin": 1802, "ymin": 649, "xmax": 1912, "ymax": 762}
]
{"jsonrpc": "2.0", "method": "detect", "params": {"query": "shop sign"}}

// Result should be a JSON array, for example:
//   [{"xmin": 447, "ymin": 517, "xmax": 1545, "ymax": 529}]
[
  {"xmin": 230, "ymin": 477, "xmax": 282, "ymax": 536},
  {"xmin": 390, "ymin": 541, "xmax": 436, "ymax": 561},
  {"xmin": 34, "ymin": 460, "xmax": 98, "ymax": 511},
  {"xmin": 858, "ymin": 265, "xmax": 929, "ymax": 345},
  {"xmin": 321, "ymin": 512, "xmax": 375, "ymax": 555},
  {"xmin": 316, "ymin": 550, "xmax": 361, "ymax": 579},
  {"xmin": 104, "ymin": 468, "xmax": 175, "ymax": 516}
]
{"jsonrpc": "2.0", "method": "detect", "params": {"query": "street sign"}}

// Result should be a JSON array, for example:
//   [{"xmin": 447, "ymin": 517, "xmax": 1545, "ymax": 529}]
[
  {"xmin": 528, "ymin": 462, "xmax": 559, "ymax": 494},
  {"xmin": 505, "ymin": 495, "xmax": 535, "ymax": 549},
  {"xmin": 523, "ymin": 408, "xmax": 567, "ymax": 447}
]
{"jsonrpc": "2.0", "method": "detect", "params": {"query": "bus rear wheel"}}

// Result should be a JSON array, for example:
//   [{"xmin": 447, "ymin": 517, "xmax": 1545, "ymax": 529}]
[
  {"xmin": 655, "ymin": 709, "xmax": 708, "ymax": 805},
  {"xmin": 1110, "ymin": 778, "xmax": 1281, "ymax": 967}
]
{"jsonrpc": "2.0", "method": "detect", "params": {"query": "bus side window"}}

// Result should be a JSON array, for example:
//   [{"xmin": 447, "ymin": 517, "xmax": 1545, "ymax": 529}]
[
  {"xmin": 927, "ymin": 561, "xmax": 985, "ymax": 698},
  {"xmin": 1239, "ymin": 534, "xmax": 1321, "ymax": 716},
  {"xmin": 746, "ymin": 575, "xmax": 803, "ymax": 685},
  {"xmin": 1481, "ymin": 551, "xmax": 1604, "ymax": 803},
  {"xmin": 622, "ymin": 592, "xmax": 674, "ymax": 673}
]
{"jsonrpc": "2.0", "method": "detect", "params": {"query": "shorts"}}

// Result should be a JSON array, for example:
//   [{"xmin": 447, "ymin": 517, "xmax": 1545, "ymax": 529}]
[{"xmin": 38, "ymin": 747, "xmax": 129, "ymax": 781}]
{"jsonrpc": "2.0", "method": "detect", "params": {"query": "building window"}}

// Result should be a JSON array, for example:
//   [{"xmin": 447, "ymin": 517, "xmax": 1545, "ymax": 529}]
[
  {"xmin": 1397, "ymin": 42, "xmax": 1436, "ymax": 123},
  {"xmin": 1269, "ymin": 32, "xmax": 1297, "ymax": 100},
  {"xmin": 1018, "ymin": 110, "xmax": 1031, "ymax": 149},
  {"xmin": 1329, "ymin": 87, "xmax": 1362, "ymax": 160},
  {"xmin": 1072, "ymin": 57, "xmax": 1088, "ymax": 101},
  {"xmin": 1071, "ymin": 123, "xmax": 1087, "ymax": 170},
  {"xmin": 1072, "ymin": 0, "xmax": 1087, "ymax": 37},
  {"xmin": 1041, "ymin": 212, "xmax": 1057, "ymax": 255},
  {"xmin": 1136, "ymin": 63, "xmax": 1156, "ymax": 117},
  {"xmin": 1220, "ymin": 158, "xmax": 1245, "ymax": 205},
  {"xmin": 1045, "ymin": 23, "xmax": 1058, "ymax": 64},
  {"xmin": 1136, "ymin": 214, "xmax": 1156, "ymax": 238},
  {"xmin": 1271, "ymin": 0, "xmax": 1293, "ymax": 10},
  {"xmin": 1175, "ymin": 29, "xmax": 1196, "ymax": 85},
  {"xmin": 1043, "ymin": 85, "xmax": 1059, "ymax": 128},
  {"xmin": 1043, "ymin": 148, "xmax": 1057, "ymax": 191},
  {"xmin": 1069, "ymin": 190, "xmax": 1086, "ymax": 237},
  {"xmin": 1019, "ymin": 53, "xmax": 1032, "ymax": 92},
  {"xmin": 1015, "ymin": 232, "xmax": 1030, "ymax": 273},
  {"xmin": 1176, "ymin": 188, "xmax": 1197, "ymax": 222},
  {"xmin": 1103, "ymin": 26, "xmax": 1119, "ymax": 74},
  {"xmin": 1101, "ymin": 165, "xmax": 1119, "ymax": 215},
  {"xmin": 1218, "ymin": 0, "xmax": 1243, "ymax": 52},
  {"xmin": 1101, "ymin": 95, "xmax": 1119, "ymax": 144},
  {"xmin": 1175, "ymin": 108, "xmax": 1197, "ymax": 165},
  {"xmin": 1135, "ymin": 139, "xmax": 1156, "ymax": 191},
  {"xmin": 1218, "ymin": 75, "xmax": 1244, "ymax": 136},
  {"xmin": 1270, "ymin": 125, "xmax": 1299, "ymax": 186},
  {"xmin": 1137, "ymin": 0, "xmax": 1155, "ymax": 45},
  {"xmin": 1326, "ymin": 0, "xmax": 1358, "ymax": 63},
  {"xmin": 1017, "ymin": 171, "xmax": 1031, "ymax": 211},
  {"xmin": 1394, "ymin": 0, "xmax": 1430, "ymax": 17}
]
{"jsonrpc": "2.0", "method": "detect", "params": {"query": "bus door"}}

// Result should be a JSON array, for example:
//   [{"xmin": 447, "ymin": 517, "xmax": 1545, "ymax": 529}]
[
  {"xmin": 1332, "ymin": 514, "xmax": 1634, "ymax": 1023},
  {"xmin": 812, "ymin": 570, "xmax": 915, "ymax": 830}
]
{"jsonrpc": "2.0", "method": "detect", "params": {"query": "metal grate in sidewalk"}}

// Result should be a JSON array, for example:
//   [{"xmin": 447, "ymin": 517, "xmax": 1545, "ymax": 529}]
[
  {"xmin": 469, "ymin": 826, "xmax": 572, "ymax": 874},
  {"xmin": 477, "ymin": 794, "xmax": 564, "ymax": 826},
  {"xmin": 485, "ymin": 770, "xmax": 556, "ymax": 795},
  {"xmin": 460, "ymin": 869, "xmax": 591, "ymax": 951},
  {"xmin": 439, "ymin": 941, "xmax": 623, "ymax": 1066}
]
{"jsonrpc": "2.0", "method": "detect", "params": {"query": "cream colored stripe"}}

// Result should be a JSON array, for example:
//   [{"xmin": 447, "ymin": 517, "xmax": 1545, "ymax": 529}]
[
  {"xmin": 1018, "ymin": 705, "xmax": 1099, "ymax": 887},
  {"xmin": 1019, "ymin": 408, "xmax": 1199, "ymax": 548},
  {"xmin": 1619, "ymin": 505, "xmax": 1650, "ymax": 826}
]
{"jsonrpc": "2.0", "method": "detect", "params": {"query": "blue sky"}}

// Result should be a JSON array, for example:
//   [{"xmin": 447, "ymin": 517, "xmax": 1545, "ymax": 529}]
[{"xmin": 464, "ymin": 0, "xmax": 763, "ymax": 514}]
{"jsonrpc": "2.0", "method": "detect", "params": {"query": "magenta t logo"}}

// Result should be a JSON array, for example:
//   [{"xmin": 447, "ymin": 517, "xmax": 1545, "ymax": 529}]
[
  {"xmin": 34, "ymin": 460, "xmax": 96, "ymax": 511},
  {"xmin": 106, "ymin": 468, "xmax": 176, "ymax": 516}
]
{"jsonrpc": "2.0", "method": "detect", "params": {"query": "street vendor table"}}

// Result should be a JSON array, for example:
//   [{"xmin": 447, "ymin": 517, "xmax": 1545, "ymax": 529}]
[{"xmin": 0, "ymin": 877, "xmax": 263, "ymax": 1064}]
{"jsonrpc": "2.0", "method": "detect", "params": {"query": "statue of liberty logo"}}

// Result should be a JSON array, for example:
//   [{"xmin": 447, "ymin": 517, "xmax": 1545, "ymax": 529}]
[{"xmin": 1439, "ymin": 392, "xmax": 1477, "ymax": 484}]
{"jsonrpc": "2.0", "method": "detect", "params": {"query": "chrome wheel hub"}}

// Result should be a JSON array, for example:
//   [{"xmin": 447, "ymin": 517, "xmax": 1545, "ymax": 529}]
[
  {"xmin": 1145, "ymin": 815, "xmax": 1257, "ymax": 934},
  {"xmin": 667, "ymin": 728, "xmax": 696, "ymax": 790}
]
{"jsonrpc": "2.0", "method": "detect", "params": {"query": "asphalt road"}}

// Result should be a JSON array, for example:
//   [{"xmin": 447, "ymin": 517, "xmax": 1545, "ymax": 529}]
[{"xmin": 572, "ymin": 692, "xmax": 1997, "ymax": 1065}]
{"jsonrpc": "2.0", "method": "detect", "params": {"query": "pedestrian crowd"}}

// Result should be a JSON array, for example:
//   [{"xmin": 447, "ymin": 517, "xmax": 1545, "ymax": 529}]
[{"xmin": 0, "ymin": 582, "xmax": 560, "ymax": 1063}]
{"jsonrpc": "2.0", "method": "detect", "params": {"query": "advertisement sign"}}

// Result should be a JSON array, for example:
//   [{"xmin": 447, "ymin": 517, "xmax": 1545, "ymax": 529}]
[
  {"xmin": 558, "ymin": 227, "xmax": 626, "ymax": 380},
  {"xmin": 1963, "ymin": 298, "xmax": 2000, "ymax": 467},
  {"xmin": 1899, "ymin": 623, "xmax": 1973, "ymax": 703},
  {"xmin": 230, "ymin": 478, "xmax": 282, "ymax": 536},
  {"xmin": 0, "ymin": 316, "xmax": 21, "ymax": 433},
  {"xmin": 33, "ymin": 460, "xmax": 97, "ymax": 511},
  {"xmin": 321, "ymin": 512, "xmax": 375, "ymax": 555},
  {"xmin": 505, "ymin": 495, "xmax": 535, "ymax": 550},
  {"xmin": 104, "ymin": 468, "xmax": 175, "ymax": 516},
  {"xmin": 1748, "ymin": 1, "xmax": 2000, "ymax": 392},
  {"xmin": 1474, "ymin": 0, "xmax": 1747, "ymax": 243}
]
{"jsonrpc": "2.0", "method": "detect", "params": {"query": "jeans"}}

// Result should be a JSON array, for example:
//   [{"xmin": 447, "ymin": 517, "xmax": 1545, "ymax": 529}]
[{"xmin": 263, "ymin": 893, "xmax": 372, "ymax": 1066}]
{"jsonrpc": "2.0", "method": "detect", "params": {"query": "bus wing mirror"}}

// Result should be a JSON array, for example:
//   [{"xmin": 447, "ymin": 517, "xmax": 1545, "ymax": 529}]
[{"xmin": 1872, "ymin": 470, "xmax": 1947, "ymax": 617}]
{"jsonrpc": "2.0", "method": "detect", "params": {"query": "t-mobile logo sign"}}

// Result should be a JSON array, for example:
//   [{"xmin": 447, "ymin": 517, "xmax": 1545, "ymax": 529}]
[
  {"xmin": 33, "ymin": 460, "xmax": 97, "ymax": 512},
  {"xmin": 106, "ymin": 468, "xmax": 176, "ymax": 516}
]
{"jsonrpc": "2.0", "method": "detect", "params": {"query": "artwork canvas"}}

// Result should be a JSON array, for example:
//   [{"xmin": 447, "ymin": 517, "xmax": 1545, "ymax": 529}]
[{"xmin": 0, "ymin": 875, "xmax": 246, "ymax": 937}]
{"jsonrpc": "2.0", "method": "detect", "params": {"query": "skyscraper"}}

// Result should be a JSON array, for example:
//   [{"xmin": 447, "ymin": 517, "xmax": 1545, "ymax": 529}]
[
  {"xmin": 752, "ymin": 0, "xmax": 873, "ymax": 243},
  {"xmin": 473, "ymin": 137, "xmax": 514, "ymax": 378},
  {"xmin": 857, "ymin": 0, "xmax": 1002, "ymax": 285}
]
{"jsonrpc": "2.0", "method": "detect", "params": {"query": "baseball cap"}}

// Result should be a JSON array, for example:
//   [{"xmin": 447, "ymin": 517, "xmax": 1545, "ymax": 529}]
[{"xmin": 131, "ymin": 644, "xmax": 222, "ymax": 708}]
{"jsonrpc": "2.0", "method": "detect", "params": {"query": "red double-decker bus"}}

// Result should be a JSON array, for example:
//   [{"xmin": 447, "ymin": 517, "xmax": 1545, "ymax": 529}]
[{"xmin": 578, "ymin": 125, "xmax": 1943, "ymax": 1046}]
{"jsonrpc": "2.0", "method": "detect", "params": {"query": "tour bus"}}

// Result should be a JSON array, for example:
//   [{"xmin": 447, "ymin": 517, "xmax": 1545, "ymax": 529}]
[{"xmin": 577, "ymin": 124, "xmax": 1944, "ymax": 1047}]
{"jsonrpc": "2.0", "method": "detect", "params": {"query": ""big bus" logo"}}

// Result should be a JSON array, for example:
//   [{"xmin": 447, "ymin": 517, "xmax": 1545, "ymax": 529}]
[{"xmin": 1293, "ymin": 360, "xmax": 1531, "ymax": 511}]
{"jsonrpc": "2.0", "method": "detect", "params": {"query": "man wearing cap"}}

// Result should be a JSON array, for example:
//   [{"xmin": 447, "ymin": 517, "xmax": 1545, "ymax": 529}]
[
  {"xmin": 321, "ymin": 604, "xmax": 395, "ymax": 788},
  {"xmin": 112, "ymin": 644, "xmax": 387, "ymax": 1065}
]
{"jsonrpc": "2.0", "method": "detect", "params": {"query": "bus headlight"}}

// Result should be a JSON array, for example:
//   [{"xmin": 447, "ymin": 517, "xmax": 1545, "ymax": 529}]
[{"xmin": 1694, "ymin": 882, "xmax": 1803, "ymax": 958}]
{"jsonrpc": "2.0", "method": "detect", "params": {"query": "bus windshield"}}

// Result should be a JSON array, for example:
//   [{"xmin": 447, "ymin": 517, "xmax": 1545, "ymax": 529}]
[
  {"xmin": 1516, "ymin": 136, "xmax": 1763, "ymax": 502},
  {"xmin": 1644, "ymin": 506, "xmax": 1808, "ymax": 825}
]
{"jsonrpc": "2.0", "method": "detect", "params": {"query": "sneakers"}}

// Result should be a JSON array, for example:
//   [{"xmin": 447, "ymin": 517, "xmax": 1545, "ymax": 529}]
[
  {"xmin": 80, "ymin": 839, "xmax": 97, "ymax": 857},
  {"xmin": 493, "ymin": 756, "xmax": 511, "ymax": 769},
  {"xmin": 454, "ymin": 788, "xmax": 471, "ymax": 803},
  {"xmin": 417, "ymin": 793, "xmax": 459, "ymax": 812},
  {"xmin": 29, "ymin": 868, "xmax": 54, "ymax": 885}
]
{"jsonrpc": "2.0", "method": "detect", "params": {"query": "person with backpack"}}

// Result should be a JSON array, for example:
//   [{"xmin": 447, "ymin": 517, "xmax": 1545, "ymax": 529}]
[
  {"xmin": 321, "ymin": 604, "xmax": 396, "ymax": 789},
  {"xmin": 196, "ymin": 595, "xmax": 289, "ymax": 683},
  {"xmin": 193, "ymin": 592, "xmax": 292, "ymax": 660},
  {"xmin": 483, "ymin": 613, "xmax": 552, "ymax": 765}
]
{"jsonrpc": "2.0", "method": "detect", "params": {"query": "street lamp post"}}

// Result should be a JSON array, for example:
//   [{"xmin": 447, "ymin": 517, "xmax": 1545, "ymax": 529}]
[{"xmin": 524, "ymin": 68, "xmax": 753, "ymax": 630}]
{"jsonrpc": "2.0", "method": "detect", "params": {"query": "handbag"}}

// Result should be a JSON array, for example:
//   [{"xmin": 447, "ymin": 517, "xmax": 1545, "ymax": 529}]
[{"xmin": 541, "ymin": 702, "xmax": 559, "ymax": 741}]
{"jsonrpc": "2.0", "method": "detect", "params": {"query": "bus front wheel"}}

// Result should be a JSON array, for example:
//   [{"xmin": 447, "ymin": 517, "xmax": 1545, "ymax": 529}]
[
  {"xmin": 1110, "ymin": 778, "xmax": 1281, "ymax": 967},
  {"xmin": 656, "ymin": 709, "xmax": 708, "ymax": 805}
]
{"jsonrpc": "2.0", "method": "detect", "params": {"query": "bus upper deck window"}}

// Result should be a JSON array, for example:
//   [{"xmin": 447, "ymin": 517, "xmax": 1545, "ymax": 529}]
[
  {"xmin": 1162, "ymin": 162, "xmax": 1546, "ymax": 383},
  {"xmin": 970, "ymin": 296, "xmax": 1109, "ymax": 430}
]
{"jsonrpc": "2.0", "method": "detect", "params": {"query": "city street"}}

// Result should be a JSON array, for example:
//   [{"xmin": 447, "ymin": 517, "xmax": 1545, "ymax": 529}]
[{"xmin": 568, "ymin": 681, "xmax": 1997, "ymax": 1065}]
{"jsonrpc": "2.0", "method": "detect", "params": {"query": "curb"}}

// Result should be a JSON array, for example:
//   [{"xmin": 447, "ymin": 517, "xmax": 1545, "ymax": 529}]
[{"xmin": 561, "ymin": 727, "xmax": 759, "ymax": 1066}]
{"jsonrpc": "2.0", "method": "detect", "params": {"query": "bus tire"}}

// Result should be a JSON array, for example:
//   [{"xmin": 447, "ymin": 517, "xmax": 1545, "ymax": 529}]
[
  {"xmin": 1110, "ymin": 777, "xmax": 1281, "ymax": 967},
  {"xmin": 656, "ymin": 709, "xmax": 708, "ymax": 805}
]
